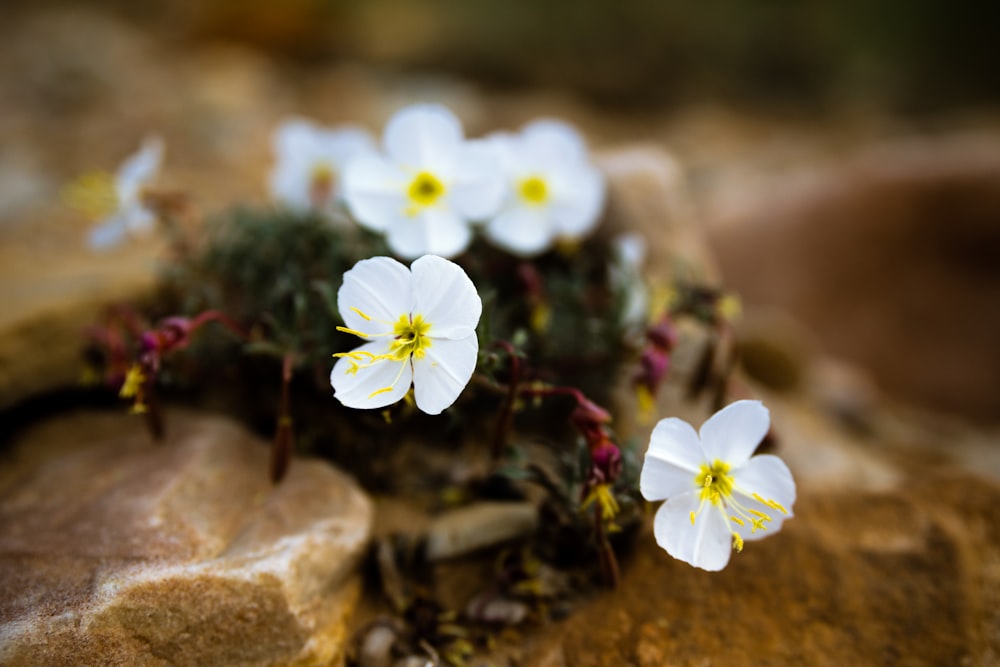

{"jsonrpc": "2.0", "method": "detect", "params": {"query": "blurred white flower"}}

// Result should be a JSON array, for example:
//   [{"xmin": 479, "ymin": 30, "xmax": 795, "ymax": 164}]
[
  {"xmin": 65, "ymin": 136, "xmax": 164, "ymax": 250},
  {"xmin": 269, "ymin": 118, "xmax": 374, "ymax": 215},
  {"xmin": 331, "ymin": 255, "xmax": 481, "ymax": 415},
  {"xmin": 483, "ymin": 120, "xmax": 605, "ymax": 256},
  {"xmin": 640, "ymin": 400, "xmax": 796, "ymax": 571},
  {"xmin": 610, "ymin": 233, "xmax": 649, "ymax": 330},
  {"xmin": 342, "ymin": 104, "xmax": 504, "ymax": 259}
]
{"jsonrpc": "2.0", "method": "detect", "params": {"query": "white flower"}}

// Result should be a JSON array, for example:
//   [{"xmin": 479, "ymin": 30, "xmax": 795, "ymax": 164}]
[
  {"xmin": 341, "ymin": 104, "xmax": 504, "ymax": 259},
  {"xmin": 482, "ymin": 119, "xmax": 605, "ymax": 256},
  {"xmin": 640, "ymin": 400, "xmax": 796, "ymax": 571},
  {"xmin": 331, "ymin": 254, "xmax": 481, "ymax": 414},
  {"xmin": 71, "ymin": 136, "xmax": 164, "ymax": 250},
  {"xmin": 269, "ymin": 117, "xmax": 375, "ymax": 215}
]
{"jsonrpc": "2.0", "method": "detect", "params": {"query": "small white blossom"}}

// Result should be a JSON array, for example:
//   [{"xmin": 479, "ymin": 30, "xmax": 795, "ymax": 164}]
[
  {"xmin": 269, "ymin": 118, "xmax": 375, "ymax": 216},
  {"xmin": 73, "ymin": 137, "xmax": 164, "ymax": 250},
  {"xmin": 482, "ymin": 120, "xmax": 605, "ymax": 256},
  {"xmin": 640, "ymin": 400, "xmax": 796, "ymax": 571},
  {"xmin": 342, "ymin": 104, "xmax": 504, "ymax": 259},
  {"xmin": 331, "ymin": 255, "xmax": 481, "ymax": 414}
]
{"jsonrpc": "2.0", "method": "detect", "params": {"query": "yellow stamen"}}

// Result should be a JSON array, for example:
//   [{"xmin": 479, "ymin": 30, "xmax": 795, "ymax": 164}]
[
  {"xmin": 336, "ymin": 326, "xmax": 371, "ymax": 338},
  {"xmin": 582, "ymin": 484, "xmax": 620, "ymax": 520},
  {"xmin": 730, "ymin": 516, "xmax": 745, "ymax": 526},
  {"xmin": 732, "ymin": 533, "xmax": 744, "ymax": 553},
  {"xmin": 389, "ymin": 313, "xmax": 432, "ymax": 360},
  {"xmin": 753, "ymin": 493, "xmax": 788, "ymax": 515},
  {"xmin": 406, "ymin": 171, "xmax": 445, "ymax": 211},
  {"xmin": 63, "ymin": 170, "xmax": 118, "ymax": 220},
  {"xmin": 690, "ymin": 511, "xmax": 696, "ymax": 526},
  {"xmin": 368, "ymin": 386, "xmax": 394, "ymax": 399},
  {"xmin": 518, "ymin": 176, "xmax": 549, "ymax": 205},
  {"xmin": 119, "ymin": 364, "xmax": 146, "ymax": 399},
  {"xmin": 350, "ymin": 307, "xmax": 372, "ymax": 321},
  {"xmin": 695, "ymin": 460, "xmax": 733, "ymax": 505}
]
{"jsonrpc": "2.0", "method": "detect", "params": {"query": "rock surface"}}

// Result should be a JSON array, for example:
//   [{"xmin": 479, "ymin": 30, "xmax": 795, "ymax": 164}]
[{"xmin": 0, "ymin": 410, "xmax": 373, "ymax": 666}]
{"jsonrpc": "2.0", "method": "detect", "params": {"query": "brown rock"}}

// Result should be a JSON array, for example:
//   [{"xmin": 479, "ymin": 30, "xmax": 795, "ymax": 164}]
[
  {"xmin": 0, "ymin": 410, "xmax": 373, "ymax": 666},
  {"xmin": 707, "ymin": 134, "xmax": 1000, "ymax": 423}
]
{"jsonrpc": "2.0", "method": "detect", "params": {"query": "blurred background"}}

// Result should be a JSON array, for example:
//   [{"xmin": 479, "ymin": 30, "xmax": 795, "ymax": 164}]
[{"xmin": 1, "ymin": 0, "xmax": 998, "ymax": 424}]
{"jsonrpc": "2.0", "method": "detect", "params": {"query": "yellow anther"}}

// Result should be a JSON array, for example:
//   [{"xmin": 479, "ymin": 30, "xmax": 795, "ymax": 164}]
[
  {"xmin": 689, "ymin": 511, "xmax": 697, "ymax": 526},
  {"xmin": 407, "ymin": 171, "xmax": 445, "ymax": 209},
  {"xmin": 336, "ymin": 326, "xmax": 370, "ymax": 338},
  {"xmin": 753, "ymin": 493, "xmax": 788, "ymax": 515},
  {"xmin": 518, "ymin": 176, "xmax": 549, "ymax": 205},
  {"xmin": 119, "ymin": 364, "xmax": 146, "ymax": 399},
  {"xmin": 732, "ymin": 533, "xmax": 744, "ymax": 553},
  {"xmin": 730, "ymin": 516, "xmax": 745, "ymax": 527},
  {"xmin": 350, "ymin": 307, "xmax": 372, "ymax": 321},
  {"xmin": 748, "ymin": 509, "xmax": 770, "ymax": 519},
  {"xmin": 368, "ymin": 386, "xmax": 394, "ymax": 399},
  {"xmin": 703, "ymin": 474, "xmax": 714, "ymax": 488}
]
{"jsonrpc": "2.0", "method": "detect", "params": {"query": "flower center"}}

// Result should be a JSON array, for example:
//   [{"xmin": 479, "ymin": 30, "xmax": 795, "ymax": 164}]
[
  {"xmin": 518, "ymin": 176, "xmax": 549, "ymax": 205},
  {"xmin": 407, "ymin": 171, "xmax": 446, "ymax": 209},
  {"xmin": 390, "ymin": 313, "xmax": 432, "ymax": 360},
  {"xmin": 309, "ymin": 162, "xmax": 336, "ymax": 205},
  {"xmin": 696, "ymin": 460, "xmax": 734, "ymax": 505},
  {"xmin": 63, "ymin": 171, "xmax": 119, "ymax": 220}
]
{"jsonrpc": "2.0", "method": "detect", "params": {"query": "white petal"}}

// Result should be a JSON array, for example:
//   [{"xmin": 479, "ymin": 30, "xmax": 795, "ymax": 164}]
[
  {"xmin": 123, "ymin": 203, "xmax": 156, "ymax": 236},
  {"xmin": 330, "ymin": 340, "xmax": 412, "ymax": 410},
  {"xmin": 732, "ymin": 454, "xmax": 796, "ymax": 520},
  {"xmin": 646, "ymin": 418, "xmax": 706, "ymax": 472},
  {"xmin": 272, "ymin": 118, "xmax": 317, "ymax": 157},
  {"xmin": 385, "ymin": 208, "xmax": 471, "ymax": 259},
  {"xmin": 699, "ymin": 400, "xmax": 771, "ymax": 465},
  {"xmin": 411, "ymin": 334, "xmax": 478, "ymax": 414},
  {"xmin": 411, "ymin": 255, "xmax": 481, "ymax": 339},
  {"xmin": 640, "ymin": 455, "xmax": 698, "ymax": 503},
  {"xmin": 116, "ymin": 136, "xmax": 163, "ymax": 200},
  {"xmin": 343, "ymin": 155, "xmax": 410, "ymax": 232},
  {"xmin": 521, "ymin": 119, "xmax": 589, "ymax": 163},
  {"xmin": 549, "ymin": 163, "xmax": 606, "ymax": 238},
  {"xmin": 268, "ymin": 156, "xmax": 313, "ymax": 211},
  {"xmin": 87, "ymin": 215, "xmax": 128, "ymax": 250},
  {"xmin": 485, "ymin": 207, "xmax": 553, "ymax": 257},
  {"xmin": 653, "ymin": 492, "xmax": 733, "ymax": 571},
  {"xmin": 448, "ymin": 143, "xmax": 506, "ymax": 220},
  {"xmin": 337, "ymin": 256, "xmax": 412, "ymax": 334},
  {"xmin": 384, "ymin": 104, "xmax": 463, "ymax": 170},
  {"xmin": 314, "ymin": 126, "xmax": 376, "ymax": 167}
]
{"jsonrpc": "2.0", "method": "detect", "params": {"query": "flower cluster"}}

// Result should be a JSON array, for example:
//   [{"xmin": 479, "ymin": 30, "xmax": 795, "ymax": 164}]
[{"xmin": 269, "ymin": 105, "xmax": 605, "ymax": 259}]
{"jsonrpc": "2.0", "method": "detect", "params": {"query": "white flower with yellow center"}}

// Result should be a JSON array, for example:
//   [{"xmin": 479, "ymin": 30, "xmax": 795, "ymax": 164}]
[
  {"xmin": 269, "ymin": 118, "xmax": 375, "ymax": 215},
  {"xmin": 331, "ymin": 255, "xmax": 481, "ymax": 414},
  {"xmin": 483, "ymin": 120, "xmax": 605, "ymax": 256},
  {"xmin": 640, "ymin": 400, "xmax": 796, "ymax": 571},
  {"xmin": 64, "ymin": 136, "xmax": 164, "ymax": 250},
  {"xmin": 341, "ymin": 104, "xmax": 504, "ymax": 259}
]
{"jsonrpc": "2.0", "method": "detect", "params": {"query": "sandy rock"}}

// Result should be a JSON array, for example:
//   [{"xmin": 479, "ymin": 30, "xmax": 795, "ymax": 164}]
[
  {"xmin": 425, "ymin": 502, "xmax": 539, "ymax": 561},
  {"xmin": 0, "ymin": 410, "xmax": 373, "ymax": 666}
]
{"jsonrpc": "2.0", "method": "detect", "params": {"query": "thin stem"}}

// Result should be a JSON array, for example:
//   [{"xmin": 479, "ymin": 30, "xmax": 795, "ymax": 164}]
[
  {"xmin": 189, "ymin": 310, "xmax": 250, "ymax": 341},
  {"xmin": 490, "ymin": 340, "xmax": 521, "ymax": 461},
  {"xmin": 270, "ymin": 352, "xmax": 295, "ymax": 484}
]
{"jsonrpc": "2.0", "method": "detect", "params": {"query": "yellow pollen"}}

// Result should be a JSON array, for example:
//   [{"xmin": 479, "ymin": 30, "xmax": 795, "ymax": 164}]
[
  {"xmin": 407, "ymin": 171, "xmax": 445, "ymax": 210},
  {"xmin": 390, "ymin": 313, "xmax": 432, "ymax": 360},
  {"xmin": 730, "ymin": 516, "xmax": 745, "ymax": 526},
  {"xmin": 63, "ymin": 170, "xmax": 119, "ymax": 220},
  {"xmin": 689, "ymin": 511, "xmax": 696, "ymax": 526},
  {"xmin": 336, "ymin": 326, "xmax": 371, "ymax": 338},
  {"xmin": 732, "ymin": 533, "xmax": 744, "ymax": 553},
  {"xmin": 518, "ymin": 176, "xmax": 549, "ymax": 205},
  {"xmin": 753, "ymin": 493, "xmax": 789, "ymax": 515},
  {"xmin": 119, "ymin": 364, "xmax": 146, "ymax": 399},
  {"xmin": 350, "ymin": 307, "xmax": 372, "ymax": 321},
  {"xmin": 696, "ymin": 460, "xmax": 733, "ymax": 505},
  {"xmin": 309, "ymin": 162, "xmax": 335, "ymax": 204},
  {"xmin": 368, "ymin": 386, "xmax": 394, "ymax": 399}
]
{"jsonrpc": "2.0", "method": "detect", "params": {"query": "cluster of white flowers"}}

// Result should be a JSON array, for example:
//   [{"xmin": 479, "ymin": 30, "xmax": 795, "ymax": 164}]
[{"xmin": 269, "ymin": 104, "xmax": 606, "ymax": 259}]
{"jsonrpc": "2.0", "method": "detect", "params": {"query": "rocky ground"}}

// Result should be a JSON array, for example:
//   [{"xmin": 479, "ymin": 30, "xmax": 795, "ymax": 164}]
[{"xmin": 2, "ymin": 5, "xmax": 1000, "ymax": 666}]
